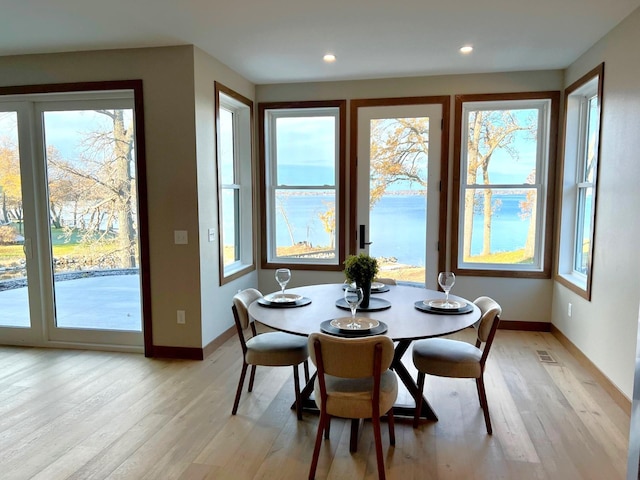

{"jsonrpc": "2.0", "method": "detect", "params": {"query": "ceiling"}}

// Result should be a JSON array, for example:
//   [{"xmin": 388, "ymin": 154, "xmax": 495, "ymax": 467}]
[{"xmin": 1, "ymin": 0, "xmax": 639, "ymax": 85}]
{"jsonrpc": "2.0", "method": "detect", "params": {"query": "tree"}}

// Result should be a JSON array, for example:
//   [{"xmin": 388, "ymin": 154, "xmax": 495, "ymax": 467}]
[
  {"xmin": 369, "ymin": 118, "xmax": 429, "ymax": 207},
  {"xmin": 0, "ymin": 139, "xmax": 23, "ymax": 230},
  {"xmin": 47, "ymin": 109, "xmax": 137, "ymax": 268},
  {"xmin": 318, "ymin": 201, "xmax": 335, "ymax": 249},
  {"xmin": 464, "ymin": 110, "xmax": 536, "ymax": 258}
]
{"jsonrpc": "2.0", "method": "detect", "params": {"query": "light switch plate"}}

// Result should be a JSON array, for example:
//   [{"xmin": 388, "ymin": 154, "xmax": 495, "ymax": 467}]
[
  {"xmin": 208, "ymin": 228, "xmax": 216, "ymax": 242},
  {"xmin": 174, "ymin": 230, "xmax": 188, "ymax": 245}
]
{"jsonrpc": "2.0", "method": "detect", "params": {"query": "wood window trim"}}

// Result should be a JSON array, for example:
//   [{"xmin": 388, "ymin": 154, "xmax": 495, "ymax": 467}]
[
  {"xmin": 451, "ymin": 91, "xmax": 560, "ymax": 279},
  {"xmin": 348, "ymin": 96, "xmax": 450, "ymax": 275},
  {"xmin": 258, "ymin": 99, "xmax": 347, "ymax": 271},
  {"xmin": 214, "ymin": 82, "xmax": 256, "ymax": 285},
  {"xmin": 554, "ymin": 63, "xmax": 605, "ymax": 300}
]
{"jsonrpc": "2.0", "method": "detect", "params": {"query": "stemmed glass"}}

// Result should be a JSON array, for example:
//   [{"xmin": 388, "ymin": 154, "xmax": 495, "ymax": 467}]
[
  {"xmin": 344, "ymin": 285, "xmax": 364, "ymax": 329},
  {"xmin": 438, "ymin": 271, "xmax": 456, "ymax": 307},
  {"xmin": 275, "ymin": 268, "xmax": 291, "ymax": 300}
]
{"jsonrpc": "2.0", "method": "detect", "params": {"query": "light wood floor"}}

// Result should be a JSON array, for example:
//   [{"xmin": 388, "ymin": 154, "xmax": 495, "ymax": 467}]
[{"xmin": 0, "ymin": 330, "xmax": 630, "ymax": 480}]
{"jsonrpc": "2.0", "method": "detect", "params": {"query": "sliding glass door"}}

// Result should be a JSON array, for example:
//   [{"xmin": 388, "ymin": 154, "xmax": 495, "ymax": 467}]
[{"xmin": 0, "ymin": 92, "xmax": 143, "ymax": 348}]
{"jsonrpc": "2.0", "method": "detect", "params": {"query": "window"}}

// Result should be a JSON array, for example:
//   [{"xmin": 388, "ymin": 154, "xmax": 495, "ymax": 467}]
[
  {"xmin": 259, "ymin": 100, "xmax": 346, "ymax": 269},
  {"xmin": 452, "ymin": 92, "xmax": 559, "ymax": 277},
  {"xmin": 215, "ymin": 83, "xmax": 254, "ymax": 284},
  {"xmin": 556, "ymin": 64, "xmax": 604, "ymax": 299}
]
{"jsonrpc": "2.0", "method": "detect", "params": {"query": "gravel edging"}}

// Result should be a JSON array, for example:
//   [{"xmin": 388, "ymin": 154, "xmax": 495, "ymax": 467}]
[{"xmin": 0, "ymin": 268, "xmax": 139, "ymax": 291}]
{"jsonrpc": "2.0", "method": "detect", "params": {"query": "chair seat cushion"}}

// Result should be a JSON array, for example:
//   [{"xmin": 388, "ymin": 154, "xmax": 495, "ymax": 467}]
[
  {"xmin": 412, "ymin": 338, "xmax": 482, "ymax": 378},
  {"xmin": 314, "ymin": 370, "xmax": 398, "ymax": 419},
  {"xmin": 246, "ymin": 331, "xmax": 308, "ymax": 366}
]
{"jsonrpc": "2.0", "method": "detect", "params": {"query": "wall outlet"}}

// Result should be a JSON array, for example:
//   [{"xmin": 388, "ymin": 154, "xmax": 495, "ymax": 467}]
[
  {"xmin": 177, "ymin": 310, "xmax": 186, "ymax": 324},
  {"xmin": 567, "ymin": 303, "xmax": 572, "ymax": 317}
]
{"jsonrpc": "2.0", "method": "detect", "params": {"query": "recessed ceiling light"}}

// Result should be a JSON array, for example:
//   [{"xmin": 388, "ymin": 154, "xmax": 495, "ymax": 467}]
[
  {"xmin": 460, "ymin": 45, "xmax": 473, "ymax": 54},
  {"xmin": 323, "ymin": 54, "xmax": 336, "ymax": 63}
]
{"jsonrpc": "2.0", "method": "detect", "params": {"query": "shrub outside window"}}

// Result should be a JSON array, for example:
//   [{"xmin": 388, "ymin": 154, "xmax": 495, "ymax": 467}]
[{"xmin": 452, "ymin": 92, "xmax": 559, "ymax": 277}]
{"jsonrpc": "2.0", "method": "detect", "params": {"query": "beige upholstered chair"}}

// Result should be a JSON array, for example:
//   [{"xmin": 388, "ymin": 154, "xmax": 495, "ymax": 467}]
[
  {"xmin": 308, "ymin": 332, "xmax": 398, "ymax": 480},
  {"xmin": 231, "ymin": 288, "xmax": 310, "ymax": 419},
  {"xmin": 412, "ymin": 296, "xmax": 502, "ymax": 433}
]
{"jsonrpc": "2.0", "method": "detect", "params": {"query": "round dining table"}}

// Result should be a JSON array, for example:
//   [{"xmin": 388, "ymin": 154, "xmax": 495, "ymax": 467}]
[{"xmin": 248, "ymin": 282, "xmax": 481, "ymax": 421}]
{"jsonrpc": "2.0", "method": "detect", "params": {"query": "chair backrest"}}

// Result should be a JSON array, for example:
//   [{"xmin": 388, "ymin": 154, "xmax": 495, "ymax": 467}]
[
  {"xmin": 232, "ymin": 288, "xmax": 262, "ymax": 330},
  {"xmin": 308, "ymin": 332, "xmax": 395, "ymax": 379},
  {"xmin": 472, "ymin": 296, "xmax": 502, "ymax": 365}
]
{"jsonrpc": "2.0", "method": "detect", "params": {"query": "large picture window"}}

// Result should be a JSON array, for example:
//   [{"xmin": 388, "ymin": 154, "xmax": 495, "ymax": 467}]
[
  {"xmin": 215, "ymin": 83, "xmax": 254, "ymax": 284},
  {"xmin": 556, "ymin": 64, "xmax": 604, "ymax": 299},
  {"xmin": 452, "ymin": 92, "xmax": 559, "ymax": 277},
  {"xmin": 259, "ymin": 100, "xmax": 346, "ymax": 269}
]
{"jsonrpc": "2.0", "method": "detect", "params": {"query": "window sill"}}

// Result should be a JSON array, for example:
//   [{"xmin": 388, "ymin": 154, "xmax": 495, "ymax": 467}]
[
  {"xmin": 220, "ymin": 262, "xmax": 255, "ymax": 285},
  {"xmin": 556, "ymin": 272, "xmax": 590, "ymax": 300}
]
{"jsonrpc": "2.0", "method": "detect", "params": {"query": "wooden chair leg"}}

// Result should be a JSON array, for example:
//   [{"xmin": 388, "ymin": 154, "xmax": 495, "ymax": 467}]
[
  {"xmin": 309, "ymin": 410, "xmax": 327, "ymax": 480},
  {"xmin": 293, "ymin": 364, "xmax": 302, "ymax": 420},
  {"xmin": 248, "ymin": 365, "xmax": 257, "ymax": 392},
  {"xmin": 413, "ymin": 372, "xmax": 425, "ymax": 428},
  {"xmin": 476, "ymin": 376, "xmax": 493, "ymax": 435},
  {"xmin": 232, "ymin": 361, "xmax": 248, "ymax": 415},
  {"xmin": 324, "ymin": 415, "xmax": 331, "ymax": 439},
  {"xmin": 387, "ymin": 408, "xmax": 396, "ymax": 446},
  {"xmin": 372, "ymin": 414, "xmax": 386, "ymax": 480}
]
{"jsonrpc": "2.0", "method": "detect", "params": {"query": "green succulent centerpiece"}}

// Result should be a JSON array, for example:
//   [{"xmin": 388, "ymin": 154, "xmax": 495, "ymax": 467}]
[{"xmin": 343, "ymin": 253, "xmax": 379, "ymax": 307}]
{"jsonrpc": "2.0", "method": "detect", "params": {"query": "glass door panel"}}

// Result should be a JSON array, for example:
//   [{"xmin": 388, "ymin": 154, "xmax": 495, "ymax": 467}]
[
  {"xmin": 42, "ymin": 108, "xmax": 142, "ymax": 334},
  {"xmin": 0, "ymin": 111, "xmax": 31, "ymax": 328},
  {"xmin": 356, "ymin": 104, "xmax": 442, "ymax": 288}
]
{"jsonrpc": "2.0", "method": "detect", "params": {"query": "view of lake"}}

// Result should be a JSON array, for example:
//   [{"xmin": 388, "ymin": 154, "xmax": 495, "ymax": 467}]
[{"xmin": 264, "ymin": 193, "xmax": 532, "ymax": 266}]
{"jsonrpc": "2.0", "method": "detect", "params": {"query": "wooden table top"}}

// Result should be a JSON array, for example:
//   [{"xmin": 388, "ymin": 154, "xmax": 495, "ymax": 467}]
[{"xmin": 248, "ymin": 283, "xmax": 481, "ymax": 342}]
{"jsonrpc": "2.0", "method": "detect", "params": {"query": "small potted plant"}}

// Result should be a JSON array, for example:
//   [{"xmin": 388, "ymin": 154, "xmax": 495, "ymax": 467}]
[{"xmin": 344, "ymin": 253, "xmax": 379, "ymax": 308}]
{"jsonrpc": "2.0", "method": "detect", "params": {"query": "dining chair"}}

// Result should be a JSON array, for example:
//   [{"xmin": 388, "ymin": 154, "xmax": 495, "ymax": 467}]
[
  {"xmin": 411, "ymin": 296, "xmax": 502, "ymax": 433},
  {"xmin": 308, "ymin": 332, "xmax": 398, "ymax": 480},
  {"xmin": 231, "ymin": 288, "xmax": 310, "ymax": 419}
]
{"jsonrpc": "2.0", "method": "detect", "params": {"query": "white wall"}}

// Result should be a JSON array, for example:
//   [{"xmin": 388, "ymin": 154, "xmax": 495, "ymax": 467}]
[
  {"xmin": 256, "ymin": 70, "xmax": 562, "ymax": 324},
  {"xmin": 193, "ymin": 47, "xmax": 258, "ymax": 347},
  {"xmin": 551, "ymin": 7, "xmax": 640, "ymax": 399}
]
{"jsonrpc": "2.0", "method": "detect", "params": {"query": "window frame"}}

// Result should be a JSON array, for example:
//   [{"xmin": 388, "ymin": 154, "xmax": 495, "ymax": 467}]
[
  {"xmin": 555, "ymin": 64, "xmax": 604, "ymax": 299},
  {"xmin": 452, "ymin": 91, "xmax": 560, "ymax": 278},
  {"xmin": 215, "ymin": 82, "xmax": 255, "ymax": 285},
  {"xmin": 258, "ymin": 100, "xmax": 346, "ymax": 270}
]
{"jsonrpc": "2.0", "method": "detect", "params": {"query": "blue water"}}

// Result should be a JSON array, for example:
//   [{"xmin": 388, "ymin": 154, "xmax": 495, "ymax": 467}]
[{"xmin": 270, "ymin": 193, "xmax": 531, "ymax": 266}]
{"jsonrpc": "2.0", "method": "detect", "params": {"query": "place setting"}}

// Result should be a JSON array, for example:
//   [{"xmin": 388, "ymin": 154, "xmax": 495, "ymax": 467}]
[
  {"xmin": 414, "ymin": 272, "xmax": 474, "ymax": 314},
  {"xmin": 257, "ymin": 268, "xmax": 312, "ymax": 308},
  {"xmin": 341, "ymin": 280, "xmax": 390, "ymax": 293},
  {"xmin": 321, "ymin": 285, "xmax": 388, "ymax": 337}
]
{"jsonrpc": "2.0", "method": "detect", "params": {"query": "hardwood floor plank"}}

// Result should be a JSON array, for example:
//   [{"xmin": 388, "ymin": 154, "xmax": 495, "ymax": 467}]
[{"xmin": 0, "ymin": 329, "xmax": 630, "ymax": 480}]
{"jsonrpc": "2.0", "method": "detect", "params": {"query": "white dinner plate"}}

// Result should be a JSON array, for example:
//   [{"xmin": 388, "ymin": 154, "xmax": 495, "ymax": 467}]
[
  {"xmin": 424, "ymin": 299, "xmax": 466, "ymax": 310},
  {"xmin": 330, "ymin": 317, "xmax": 380, "ymax": 331},
  {"xmin": 264, "ymin": 292, "xmax": 303, "ymax": 304}
]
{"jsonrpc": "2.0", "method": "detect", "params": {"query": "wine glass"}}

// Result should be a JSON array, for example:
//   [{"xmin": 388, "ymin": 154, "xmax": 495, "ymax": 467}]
[
  {"xmin": 275, "ymin": 268, "xmax": 291, "ymax": 299},
  {"xmin": 438, "ymin": 271, "xmax": 456, "ymax": 307},
  {"xmin": 344, "ymin": 285, "xmax": 363, "ymax": 329}
]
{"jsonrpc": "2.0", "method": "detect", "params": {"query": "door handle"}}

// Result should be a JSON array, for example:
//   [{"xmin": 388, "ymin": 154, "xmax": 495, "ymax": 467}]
[{"xmin": 359, "ymin": 225, "xmax": 373, "ymax": 249}]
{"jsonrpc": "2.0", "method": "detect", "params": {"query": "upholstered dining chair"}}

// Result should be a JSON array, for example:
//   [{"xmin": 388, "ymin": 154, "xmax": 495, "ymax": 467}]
[
  {"xmin": 308, "ymin": 332, "xmax": 398, "ymax": 480},
  {"xmin": 411, "ymin": 296, "xmax": 502, "ymax": 433},
  {"xmin": 231, "ymin": 288, "xmax": 310, "ymax": 420}
]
